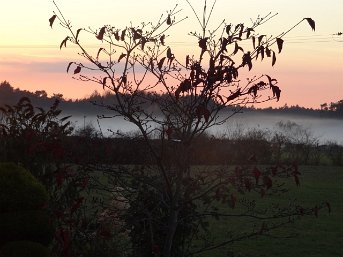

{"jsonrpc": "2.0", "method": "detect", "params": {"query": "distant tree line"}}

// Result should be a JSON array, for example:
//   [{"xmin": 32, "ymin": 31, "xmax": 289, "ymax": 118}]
[{"xmin": 1, "ymin": 81, "xmax": 342, "ymax": 118}]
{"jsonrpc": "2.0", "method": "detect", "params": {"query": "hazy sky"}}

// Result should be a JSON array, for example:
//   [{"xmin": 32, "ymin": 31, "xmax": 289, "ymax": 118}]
[{"xmin": 0, "ymin": 0, "xmax": 342, "ymax": 108}]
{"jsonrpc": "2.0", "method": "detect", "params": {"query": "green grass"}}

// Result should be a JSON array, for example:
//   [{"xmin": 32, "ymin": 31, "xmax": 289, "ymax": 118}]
[{"xmin": 202, "ymin": 166, "xmax": 343, "ymax": 257}]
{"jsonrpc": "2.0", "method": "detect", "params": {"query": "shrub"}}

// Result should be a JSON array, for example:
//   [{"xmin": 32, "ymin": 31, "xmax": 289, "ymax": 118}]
[
  {"xmin": 0, "ymin": 163, "xmax": 53, "ymax": 256},
  {"xmin": 0, "ymin": 210, "xmax": 53, "ymax": 246},
  {"xmin": 0, "ymin": 241, "xmax": 49, "ymax": 257},
  {"xmin": 0, "ymin": 163, "xmax": 48, "ymax": 213}
]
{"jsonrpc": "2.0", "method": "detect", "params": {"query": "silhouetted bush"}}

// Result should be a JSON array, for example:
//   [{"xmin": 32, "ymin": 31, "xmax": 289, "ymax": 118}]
[
  {"xmin": 0, "ymin": 241, "xmax": 49, "ymax": 257},
  {"xmin": 0, "ymin": 163, "xmax": 48, "ymax": 212},
  {"xmin": 0, "ymin": 163, "xmax": 53, "ymax": 256}
]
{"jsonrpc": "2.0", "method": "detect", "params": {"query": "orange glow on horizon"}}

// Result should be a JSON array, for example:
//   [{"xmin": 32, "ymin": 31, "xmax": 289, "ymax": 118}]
[{"xmin": 0, "ymin": 0, "xmax": 342, "ymax": 108}]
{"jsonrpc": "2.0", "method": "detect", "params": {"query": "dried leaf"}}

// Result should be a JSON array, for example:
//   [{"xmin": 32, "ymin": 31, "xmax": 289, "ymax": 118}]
[
  {"xmin": 49, "ymin": 15, "xmax": 57, "ymax": 28},
  {"xmin": 246, "ymin": 28, "xmax": 254, "ymax": 38},
  {"xmin": 166, "ymin": 48, "xmax": 172, "ymax": 59},
  {"xmin": 132, "ymin": 28, "xmax": 142, "ymax": 41},
  {"xmin": 75, "ymin": 28, "xmax": 82, "ymax": 42},
  {"xmin": 96, "ymin": 48, "xmax": 104, "ymax": 60},
  {"xmin": 60, "ymin": 36, "xmax": 69, "ymax": 50},
  {"xmin": 66, "ymin": 62, "xmax": 73, "ymax": 73},
  {"xmin": 167, "ymin": 14, "xmax": 172, "ymax": 25},
  {"xmin": 248, "ymin": 85, "xmax": 258, "ymax": 97},
  {"xmin": 265, "ymin": 47, "xmax": 271, "ymax": 57},
  {"xmin": 74, "ymin": 66, "xmax": 81, "ymax": 74},
  {"xmin": 96, "ymin": 26, "xmax": 106, "ymax": 40},
  {"xmin": 141, "ymin": 37, "xmax": 147, "ymax": 50},
  {"xmin": 198, "ymin": 37, "xmax": 208, "ymax": 51},
  {"xmin": 257, "ymin": 46, "xmax": 265, "ymax": 60},
  {"xmin": 121, "ymin": 29, "xmax": 126, "ymax": 41},
  {"xmin": 242, "ymin": 52, "xmax": 252, "ymax": 70},
  {"xmin": 272, "ymin": 52, "xmax": 276, "ymax": 66},
  {"xmin": 271, "ymin": 85, "xmax": 281, "ymax": 101},
  {"xmin": 121, "ymin": 75, "xmax": 127, "ymax": 85},
  {"xmin": 158, "ymin": 57, "xmax": 166, "ymax": 71},
  {"xmin": 304, "ymin": 18, "xmax": 315, "ymax": 31},
  {"xmin": 227, "ymin": 89, "xmax": 241, "ymax": 101},
  {"xmin": 195, "ymin": 105, "xmax": 210, "ymax": 122},
  {"xmin": 102, "ymin": 77, "xmax": 108, "ymax": 89},
  {"xmin": 118, "ymin": 53, "xmax": 126, "ymax": 63},
  {"xmin": 186, "ymin": 55, "xmax": 190, "ymax": 68},
  {"xmin": 276, "ymin": 38, "xmax": 284, "ymax": 53},
  {"xmin": 225, "ymin": 24, "xmax": 231, "ymax": 35},
  {"xmin": 114, "ymin": 31, "xmax": 120, "ymax": 41},
  {"xmin": 149, "ymin": 58, "xmax": 154, "ymax": 71},
  {"xmin": 258, "ymin": 35, "xmax": 265, "ymax": 46},
  {"xmin": 160, "ymin": 35, "xmax": 165, "ymax": 45},
  {"xmin": 251, "ymin": 36, "xmax": 256, "ymax": 49}
]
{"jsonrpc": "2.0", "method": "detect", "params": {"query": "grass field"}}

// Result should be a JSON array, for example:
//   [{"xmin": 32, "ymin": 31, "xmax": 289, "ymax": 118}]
[{"xmin": 202, "ymin": 166, "xmax": 343, "ymax": 257}]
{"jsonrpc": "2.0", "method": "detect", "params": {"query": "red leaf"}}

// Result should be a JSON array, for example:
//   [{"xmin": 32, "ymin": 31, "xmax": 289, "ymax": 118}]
[{"xmin": 49, "ymin": 15, "xmax": 57, "ymax": 28}]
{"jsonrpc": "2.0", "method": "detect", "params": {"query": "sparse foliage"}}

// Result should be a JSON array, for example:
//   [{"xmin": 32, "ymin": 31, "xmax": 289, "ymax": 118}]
[{"xmin": 50, "ymin": 1, "xmax": 326, "ymax": 257}]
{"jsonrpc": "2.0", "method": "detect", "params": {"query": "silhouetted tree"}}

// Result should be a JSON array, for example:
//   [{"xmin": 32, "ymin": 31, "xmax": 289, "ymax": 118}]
[{"xmin": 50, "ymin": 1, "xmax": 328, "ymax": 257}]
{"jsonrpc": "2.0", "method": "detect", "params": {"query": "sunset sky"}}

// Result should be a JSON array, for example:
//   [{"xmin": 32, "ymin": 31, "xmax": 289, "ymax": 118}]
[{"xmin": 0, "ymin": 0, "xmax": 342, "ymax": 108}]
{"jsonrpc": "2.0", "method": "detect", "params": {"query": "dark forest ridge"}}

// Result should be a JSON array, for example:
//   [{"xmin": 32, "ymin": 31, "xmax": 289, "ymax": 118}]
[{"xmin": 1, "ymin": 81, "xmax": 342, "ymax": 118}]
